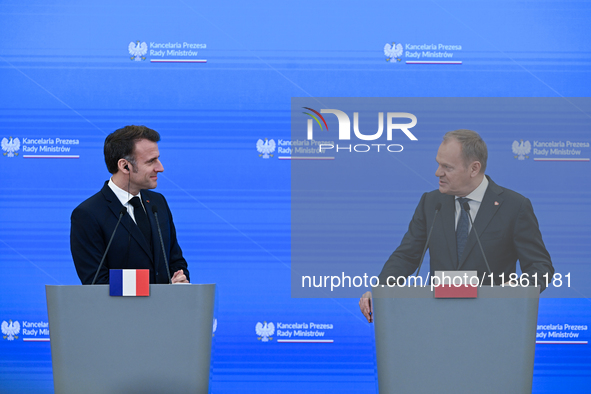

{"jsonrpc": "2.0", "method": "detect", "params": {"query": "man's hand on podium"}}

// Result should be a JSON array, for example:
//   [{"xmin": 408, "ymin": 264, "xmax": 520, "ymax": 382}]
[
  {"xmin": 359, "ymin": 291, "xmax": 373, "ymax": 323},
  {"xmin": 172, "ymin": 269, "xmax": 189, "ymax": 284}
]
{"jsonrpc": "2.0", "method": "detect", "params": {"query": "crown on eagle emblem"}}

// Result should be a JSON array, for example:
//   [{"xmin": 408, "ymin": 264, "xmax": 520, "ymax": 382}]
[{"xmin": 256, "ymin": 321, "xmax": 275, "ymax": 342}]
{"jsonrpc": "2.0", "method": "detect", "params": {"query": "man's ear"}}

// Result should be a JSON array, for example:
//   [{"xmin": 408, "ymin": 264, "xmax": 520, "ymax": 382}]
[
  {"xmin": 470, "ymin": 161, "xmax": 481, "ymax": 177},
  {"xmin": 118, "ymin": 159, "xmax": 130, "ymax": 174}
]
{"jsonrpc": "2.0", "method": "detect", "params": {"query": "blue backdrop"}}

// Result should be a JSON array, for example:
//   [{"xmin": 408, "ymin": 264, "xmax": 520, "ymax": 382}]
[{"xmin": 1, "ymin": 1, "xmax": 590, "ymax": 393}]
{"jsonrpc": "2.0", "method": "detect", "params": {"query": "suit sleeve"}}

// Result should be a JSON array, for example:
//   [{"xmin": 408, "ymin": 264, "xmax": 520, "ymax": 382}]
[
  {"xmin": 162, "ymin": 197, "xmax": 190, "ymax": 282},
  {"xmin": 70, "ymin": 206, "xmax": 109, "ymax": 285},
  {"xmin": 378, "ymin": 193, "xmax": 428, "ymax": 284},
  {"xmin": 513, "ymin": 197, "xmax": 554, "ymax": 291}
]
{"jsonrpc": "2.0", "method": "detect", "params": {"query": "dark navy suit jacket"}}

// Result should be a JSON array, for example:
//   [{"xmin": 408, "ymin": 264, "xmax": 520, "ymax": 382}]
[
  {"xmin": 378, "ymin": 177, "xmax": 554, "ymax": 290},
  {"xmin": 71, "ymin": 181, "xmax": 190, "ymax": 284}
]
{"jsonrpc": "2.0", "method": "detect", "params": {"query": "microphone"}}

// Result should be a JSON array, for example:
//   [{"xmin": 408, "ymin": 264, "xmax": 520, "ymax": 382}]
[
  {"xmin": 462, "ymin": 201, "xmax": 493, "ymax": 279},
  {"xmin": 151, "ymin": 205, "xmax": 172, "ymax": 284},
  {"xmin": 92, "ymin": 206, "xmax": 127, "ymax": 285},
  {"xmin": 415, "ymin": 202, "xmax": 442, "ymax": 279}
]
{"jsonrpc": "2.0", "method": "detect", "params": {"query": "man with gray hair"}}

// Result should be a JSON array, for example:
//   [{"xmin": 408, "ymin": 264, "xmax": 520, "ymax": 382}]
[{"xmin": 359, "ymin": 129, "xmax": 554, "ymax": 322}]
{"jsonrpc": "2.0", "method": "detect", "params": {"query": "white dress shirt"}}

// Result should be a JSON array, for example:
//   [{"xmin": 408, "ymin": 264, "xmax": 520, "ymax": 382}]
[
  {"xmin": 108, "ymin": 178, "xmax": 145, "ymax": 224},
  {"xmin": 454, "ymin": 176, "xmax": 489, "ymax": 232}
]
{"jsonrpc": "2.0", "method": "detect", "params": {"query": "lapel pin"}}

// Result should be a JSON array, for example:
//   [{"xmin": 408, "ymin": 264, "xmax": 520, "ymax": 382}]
[
  {"xmin": 494, "ymin": 201, "xmax": 499, "ymax": 206},
  {"xmin": 146, "ymin": 200, "xmax": 150, "ymax": 203}
]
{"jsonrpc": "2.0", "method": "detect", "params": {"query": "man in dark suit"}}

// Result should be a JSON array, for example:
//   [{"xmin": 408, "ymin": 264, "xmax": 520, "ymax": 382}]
[
  {"xmin": 71, "ymin": 125, "xmax": 190, "ymax": 284},
  {"xmin": 359, "ymin": 129, "xmax": 554, "ymax": 322}
]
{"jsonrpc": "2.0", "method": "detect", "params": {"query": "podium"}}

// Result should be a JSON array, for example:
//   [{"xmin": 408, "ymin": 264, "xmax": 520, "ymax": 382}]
[
  {"xmin": 46, "ymin": 284, "xmax": 215, "ymax": 394},
  {"xmin": 373, "ymin": 286, "xmax": 539, "ymax": 394}
]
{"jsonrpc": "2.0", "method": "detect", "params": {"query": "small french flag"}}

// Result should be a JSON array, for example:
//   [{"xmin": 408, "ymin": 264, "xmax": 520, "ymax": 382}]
[{"xmin": 109, "ymin": 269, "xmax": 150, "ymax": 297}]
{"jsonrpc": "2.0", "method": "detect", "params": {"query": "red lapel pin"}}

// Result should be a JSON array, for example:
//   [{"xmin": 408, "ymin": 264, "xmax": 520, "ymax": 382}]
[{"xmin": 494, "ymin": 201, "xmax": 499, "ymax": 206}]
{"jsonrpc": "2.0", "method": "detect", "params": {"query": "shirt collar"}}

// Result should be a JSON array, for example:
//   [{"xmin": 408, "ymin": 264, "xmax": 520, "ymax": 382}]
[
  {"xmin": 108, "ymin": 178, "xmax": 141, "ymax": 206},
  {"xmin": 456, "ymin": 175, "xmax": 488, "ymax": 203}
]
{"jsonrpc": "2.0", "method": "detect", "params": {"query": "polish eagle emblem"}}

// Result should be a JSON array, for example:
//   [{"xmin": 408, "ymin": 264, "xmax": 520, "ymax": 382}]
[
  {"xmin": 129, "ymin": 40, "xmax": 148, "ymax": 61},
  {"xmin": 256, "ymin": 138, "xmax": 276, "ymax": 159},
  {"xmin": 1, "ymin": 137, "xmax": 20, "ymax": 157},
  {"xmin": 2, "ymin": 320, "xmax": 20, "ymax": 341},
  {"xmin": 512, "ymin": 139, "xmax": 531, "ymax": 160},
  {"xmin": 255, "ymin": 321, "xmax": 275, "ymax": 342},
  {"xmin": 384, "ymin": 42, "xmax": 403, "ymax": 62}
]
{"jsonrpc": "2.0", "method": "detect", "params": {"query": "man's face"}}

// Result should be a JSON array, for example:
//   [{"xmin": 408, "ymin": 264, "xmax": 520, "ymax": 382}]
[
  {"xmin": 128, "ymin": 139, "xmax": 164, "ymax": 193},
  {"xmin": 434, "ymin": 139, "xmax": 476, "ymax": 197}
]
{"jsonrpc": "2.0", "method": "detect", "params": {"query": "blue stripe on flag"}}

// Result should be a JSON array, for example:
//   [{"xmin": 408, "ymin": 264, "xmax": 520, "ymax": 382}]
[{"xmin": 110, "ymin": 269, "xmax": 123, "ymax": 296}]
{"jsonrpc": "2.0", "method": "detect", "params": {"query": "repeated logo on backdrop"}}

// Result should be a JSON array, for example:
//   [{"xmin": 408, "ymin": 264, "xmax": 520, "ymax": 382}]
[
  {"xmin": 128, "ymin": 41, "xmax": 148, "ymax": 61},
  {"xmin": 1, "ymin": 137, "xmax": 20, "ymax": 157},
  {"xmin": 256, "ymin": 138, "xmax": 276, "ymax": 159},
  {"xmin": 512, "ymin": 139, "xmax": 590, "ymax": 162},
  {"xmin": 255, "ymin": 320, "xmax": 335, "ymax": 343},
  {"xmin": 127, "ymin": 39, "xmax": 207, "ymax": 63},
  {"xmin": 1, "ymin": 136, "xmax": 81, "ymax": 159},
  {"xmin": 384, "ymin": 40, "xmax": 463, "ymax": 64},
  {"xmin": 512, "ymin": 139, "xmax": 532, "ymax": 160},
  {"xmin": 2, "ymin": 320, "xmax": 20, "ymax": 340},
  {"xmin": 1, "ymin": 319, "xmax": 49, "ymax": 341},
  {"xmin": 255, "ymin": 321, "xmax": 275, "ymax": 342},
  {"xmin": 384, "ymin": 42, "xmax": 403, "ymax": 62}
]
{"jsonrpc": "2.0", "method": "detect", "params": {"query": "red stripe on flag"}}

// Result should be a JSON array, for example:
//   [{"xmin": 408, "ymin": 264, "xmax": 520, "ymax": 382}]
[
  {"xmin": 136, "ymin": 269, "xmax": 150, "ymax": 296},
  {"xmin": 434, "ymin": 285, "xmax": 477, "ymax": 298}
]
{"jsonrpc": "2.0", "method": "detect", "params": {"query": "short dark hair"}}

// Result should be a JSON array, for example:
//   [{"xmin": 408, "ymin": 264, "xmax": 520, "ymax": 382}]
[
  {"xmin": 442, "ymin": 129, "xmax": 488, "ymax": 173},
  {"xmin": 104, "ymin": 125, "xmax": 160, "ymax": 174}
]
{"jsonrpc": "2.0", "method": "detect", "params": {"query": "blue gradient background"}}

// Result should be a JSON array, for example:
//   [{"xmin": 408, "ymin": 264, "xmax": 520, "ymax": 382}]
[{"xmin": 0, "ymin": 1, "xmax": 590, "ymax": 393}]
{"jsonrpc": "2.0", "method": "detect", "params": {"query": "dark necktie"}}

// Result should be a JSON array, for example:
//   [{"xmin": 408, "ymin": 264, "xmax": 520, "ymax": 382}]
[
  {"xmin": 129, "ymin": 197, "xmax": 152, "ymax": 247},
  {"xmin": 456, "ymin": 197, "xmax": 470, "ymax": 263}
]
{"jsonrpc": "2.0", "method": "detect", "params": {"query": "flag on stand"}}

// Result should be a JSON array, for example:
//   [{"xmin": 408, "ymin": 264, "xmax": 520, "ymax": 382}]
[
  {"xmin": 109, "ymin": 269, "xmax": 150, "ymax": 296},
  {"xmin": 433, "ymin": 270, "xmax": 478, "ymax": 298}
]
